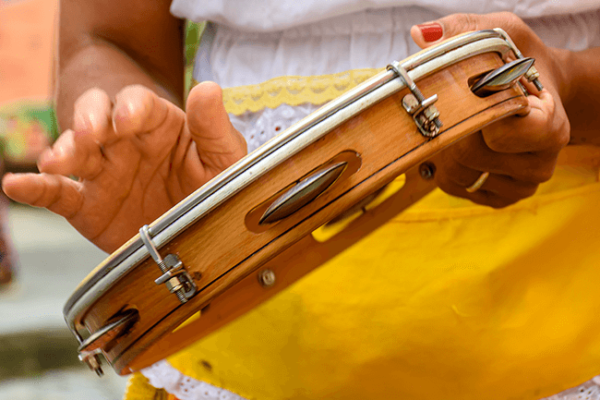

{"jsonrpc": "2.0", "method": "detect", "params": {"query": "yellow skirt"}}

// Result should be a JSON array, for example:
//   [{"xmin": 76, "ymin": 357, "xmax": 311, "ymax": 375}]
[{"xmin": 125, "ymin": 145, "xmax": 600, "ymax": 400}]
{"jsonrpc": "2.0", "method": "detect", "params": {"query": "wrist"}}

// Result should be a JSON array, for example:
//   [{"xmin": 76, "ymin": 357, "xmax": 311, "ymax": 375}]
[{"xmin": 548, "ymin": 47, "xmax": 573, "ymax": 105}]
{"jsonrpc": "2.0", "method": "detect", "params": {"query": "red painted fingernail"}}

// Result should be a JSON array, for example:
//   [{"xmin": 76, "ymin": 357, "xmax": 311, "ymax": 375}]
[{"xmin": 417, "ymin": 22, "xmax": 443, "ymax": 42}]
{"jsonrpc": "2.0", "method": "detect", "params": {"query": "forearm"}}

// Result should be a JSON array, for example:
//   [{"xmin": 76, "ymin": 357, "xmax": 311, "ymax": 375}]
[
  {"xmin": 56, "ymin": 39, "xmax": 184, "ymax": 130},
  {"xmin": 556, "ymin": 47, "xmax": 600, "ymax": 146},
  {"xmin": 56, "ymin": 0, "xmax": 184, "ymax": 131}
]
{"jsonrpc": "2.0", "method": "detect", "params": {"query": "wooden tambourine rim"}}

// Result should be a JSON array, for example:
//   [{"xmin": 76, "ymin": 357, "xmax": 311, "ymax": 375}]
[
  {"xmin": 64, "ymin": 30, "xmax": 515, "ymax": 330},
  {"xmin": 64, "ymin": 30, "xmax": 530, "ymax": 371},
  {"xmin": 113, "ymin": 93, "xmax": 528, "ymax": 374}
]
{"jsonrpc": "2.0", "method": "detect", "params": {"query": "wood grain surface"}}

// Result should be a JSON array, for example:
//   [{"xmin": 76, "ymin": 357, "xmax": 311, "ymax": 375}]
[{"xmin": 79, "ymin": 52, "xmax": 529, "ymax": 374}]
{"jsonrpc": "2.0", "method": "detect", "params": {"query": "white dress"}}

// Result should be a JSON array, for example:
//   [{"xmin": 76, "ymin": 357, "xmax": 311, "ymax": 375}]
[
  {"xmin": 139, "ymin": 2, "xmax": 600, "ymax": 399},
  {"xmin": 182, "ymin": 3, "xmax": 600, "ymax": 153}
]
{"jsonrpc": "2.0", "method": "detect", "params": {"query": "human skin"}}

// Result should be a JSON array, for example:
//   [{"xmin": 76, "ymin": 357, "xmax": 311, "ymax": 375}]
[
  {"xmin": 411, "ymin": 12, "xmax": 600, "ymax": 207},
  {"xmin": 2, "ymin": 2, "xmax": 599, "ymax": 252},
  {"xmin": 2, "ymin": 0, "xmax": 247, "ymax": 252}
]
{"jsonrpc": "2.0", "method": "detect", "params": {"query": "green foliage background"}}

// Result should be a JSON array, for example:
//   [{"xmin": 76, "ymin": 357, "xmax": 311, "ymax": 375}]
[{"xmin": 184, "ymin": 21, "xmax": 205, "ymax": 97}]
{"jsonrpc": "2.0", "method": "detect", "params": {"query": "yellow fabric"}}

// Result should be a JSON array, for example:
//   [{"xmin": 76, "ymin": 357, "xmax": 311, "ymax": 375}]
[
  {"xmin": 312, "ymin": 175, "xmax": 407, "ymax": 243},
  {"xmin": 123, "ymin": 151, "xmax": 600, "ymax": 399},
  {"xmin": 127, "ymin": 66, "xmax": 600, "ymax": 399},
  {"xmin": 123, "ymin": 372, "xmax": 166, "ymax": 400},
  {"xmin": 216, "ymin": 68, "xmax": 382, "ymax": 116},
  {"xmin": 160, "ymin": 153, "xmax": 600, "ymax": 400},
  {"xmin": 159, "ymin": 152, "xmax": 600, "ymax": 400}
]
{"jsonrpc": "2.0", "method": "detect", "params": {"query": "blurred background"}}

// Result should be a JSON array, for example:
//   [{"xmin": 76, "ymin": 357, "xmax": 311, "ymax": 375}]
[
  {"xmin": 0, "ymin": 0, "xmax": 129, "ymax": 398},
  {"xmin": 0, "ymin": 0, "xmax": 207, "ymax": 398}
]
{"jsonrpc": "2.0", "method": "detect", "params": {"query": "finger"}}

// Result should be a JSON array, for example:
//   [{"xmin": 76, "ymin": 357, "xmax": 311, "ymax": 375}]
[
  {"xmin": 112, "ymin": 85, "xmax": 170, "ymax": 140},
  {"xmin": 185, "ymin": 81, "xmax": 247, "ymax": 173},
  {"xmin": 72, "ymin": 87, "xmax": 115, "ymax": 146},
  {"xmin": 410, "ymin": 12, "xmax": 535, "ymax": 49},
  {"xmin": 436, "ymin": 177, "xmax": 531, "ymax": 209},
  {"xmin": 2, "ymin": 173, "xmax": 83, "ymax": 218},
  {"xmin": 434, "ymin": 154, "xmax": 538, "ymax": 199},
  {"xmin": 410, "ymin": 21, "xmax": 445, "ymax": 48},
  {"xmin": 482, "ymin": 90, "xmax": 569, "ymax": 153},
  {"xmin": 450, "ymin": 132, "xmax": 557, "ymax": 183},
  {"xmin": 37, "ymin": 129, "xmax": 103, "ymax": 180}
]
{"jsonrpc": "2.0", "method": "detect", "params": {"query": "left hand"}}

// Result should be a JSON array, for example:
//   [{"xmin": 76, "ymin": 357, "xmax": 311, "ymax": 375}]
[
  {"xmin": 2, "ymin": 83, "xmax": 246, "ymax": 253},
  {"xmin": 411, "ymin": 12, "xmax": 570, "ymax": 208}
]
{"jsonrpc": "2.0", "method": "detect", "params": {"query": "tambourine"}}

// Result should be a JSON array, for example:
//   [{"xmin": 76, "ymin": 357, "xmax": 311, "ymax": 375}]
[{"xmin": 64, "ymin": 29, "xmax": 540, "ymax": 376}]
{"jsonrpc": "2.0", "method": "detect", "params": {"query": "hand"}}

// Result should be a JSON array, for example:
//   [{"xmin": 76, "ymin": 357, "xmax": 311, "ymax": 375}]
[
  {"xmin": 410, "ymin": 12, "xmax": 570, "ymax": 208},
  {"xmin": 2, "ymin": 83, "xmax": 246, "ymax": 252}
]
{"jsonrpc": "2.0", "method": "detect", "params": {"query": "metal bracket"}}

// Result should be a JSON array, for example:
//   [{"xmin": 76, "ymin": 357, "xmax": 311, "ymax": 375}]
[
  {"xmin": 388, "ymin": 61, "xmax": 443, "ymax": 138},
  {"xmin": 139, "ymin": 225, "xmax": 197, "ymax": 304}
]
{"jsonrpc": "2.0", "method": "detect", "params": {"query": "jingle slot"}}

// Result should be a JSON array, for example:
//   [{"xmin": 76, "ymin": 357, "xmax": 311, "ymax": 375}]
[
  {"xmin": 468, "ymin": 70, "xmax": 494, "ymax": 95},
  {"xmin": 311, "ymin": 174, "xmax": 406, "ymax": 243},
  {"xmin": 245, "ymin": 151, "xmax": 362, "ymax": 233},
  {"xmin": 172, "ymin": 311, "xmax": 201, "ymax": 333}
]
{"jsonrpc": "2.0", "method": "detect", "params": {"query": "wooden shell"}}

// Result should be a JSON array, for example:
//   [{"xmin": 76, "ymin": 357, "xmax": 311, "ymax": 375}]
[{"xmin": 79, "ymin": 52, "xmax": 528, "ymax": 374}]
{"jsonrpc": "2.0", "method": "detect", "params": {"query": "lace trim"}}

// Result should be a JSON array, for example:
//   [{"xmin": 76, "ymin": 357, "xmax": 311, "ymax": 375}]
[
  {"xmin": 542, "ymin": 377, "xmax": 600, "ymax": 400},
  {"xmin": 142, "ymin": 360, "xmax": 247, "ymax": 400},
  {"xmin": 207, "ymin": 68, "xmax": 382, "ymax": 116},
  {"xmin": 229, "ymin": 103, "xmax": 320, "ymax": 153}
]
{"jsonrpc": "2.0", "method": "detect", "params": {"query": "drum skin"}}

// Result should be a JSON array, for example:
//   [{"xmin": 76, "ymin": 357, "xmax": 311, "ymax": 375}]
[{"xmin": 78, "ymin": 52, "xmax": 528, "ymax": 375}]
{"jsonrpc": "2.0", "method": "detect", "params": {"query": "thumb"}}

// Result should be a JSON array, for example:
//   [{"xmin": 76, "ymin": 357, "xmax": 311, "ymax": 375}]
[
  {"xmin": 186, "ymin": 81, "xmax": 247, "ymax": 173},
  {"xmin": 410, "ymin": 13, "xmax": 497, "ymax": 49}
]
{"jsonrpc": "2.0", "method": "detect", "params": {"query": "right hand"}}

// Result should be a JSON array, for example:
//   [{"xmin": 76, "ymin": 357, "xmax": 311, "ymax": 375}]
[
  {"xmin": 411, "ymin": 12, "xmax": 570, "ymax": 208},
  {"xmin": 2, "ymin": 83, "xmax": 247, "ymax": 253}
]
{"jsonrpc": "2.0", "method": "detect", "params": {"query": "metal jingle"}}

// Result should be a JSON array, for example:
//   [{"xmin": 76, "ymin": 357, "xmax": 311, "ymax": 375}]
[
  {"xmin": 259, "ymin": 162, "xmax": 348, "ymax": 225},
  {"xmin": 77, "ymin": 308, "xmax": 139, "ymax": 353},
  {"xmin": 470, "ymin": 57, "xmax": 536, "ymax": 96},
  {"xmin": 77, "ymin": 308, "xmax": 139, "ymax": 375}
]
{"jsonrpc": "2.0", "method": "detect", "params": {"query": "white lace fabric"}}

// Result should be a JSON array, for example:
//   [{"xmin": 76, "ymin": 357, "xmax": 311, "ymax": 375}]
[
  {"xmin": 142, "ymin": 360, "xmax": 245, "ymax": 400},
  {"xmin": 170, "ymin": 0, "xmax": 600, "ymax": 33},
  {"xmin": 543, "ymin": 377, "xmax": 600, "ymax": 400},
  {"xmin": 188, "ymin": 6, "xmax": 600, "ymax": 91},
  {"xmin": 229, "ymin": 103, "xmax": 321, "ymax": 153}
]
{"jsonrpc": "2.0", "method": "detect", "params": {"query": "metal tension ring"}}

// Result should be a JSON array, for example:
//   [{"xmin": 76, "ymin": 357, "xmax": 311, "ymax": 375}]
[
  {"xmin": 139, "ymin": 225, "xmax": 197, "ymax": 304},
  {"xmin": 388, "ymin": 61, "xmax": 443, "ymax": 138}
]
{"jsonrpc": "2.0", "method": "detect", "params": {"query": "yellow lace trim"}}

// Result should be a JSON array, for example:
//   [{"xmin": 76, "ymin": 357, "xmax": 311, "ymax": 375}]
[{"xmin": 193, "ymin": 68, "xmax": 384, "ymax": 116}]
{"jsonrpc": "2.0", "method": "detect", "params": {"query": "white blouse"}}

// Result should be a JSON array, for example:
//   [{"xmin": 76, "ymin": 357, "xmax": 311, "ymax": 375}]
[
  {"xmin": 174, "ymin": 3, "xmax": 600, "ymax": 152},
  {"xmin": 173, "ymin": 3, "xmax": 600, "ymax": 90},
  {"xmin": 171, "ymin": 0, "xmax": 600, "ymax": 32}
]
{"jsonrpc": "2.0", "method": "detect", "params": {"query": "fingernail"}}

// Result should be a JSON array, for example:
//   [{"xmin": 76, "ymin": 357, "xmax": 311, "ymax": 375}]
[
  {"xmin": 417, "ymin": 22, "xmax": 443, "ymax": 42},
  {"xmin": 74, "ymin": 114, "xmax": 91, "ymax": 135},
  {"xmin": 111, "ymin": 114, "xmax": 119, "ymax": 134},
  {"xmin": 114, "ymin": 107, "xmax": 128, "ymax": 123}
]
